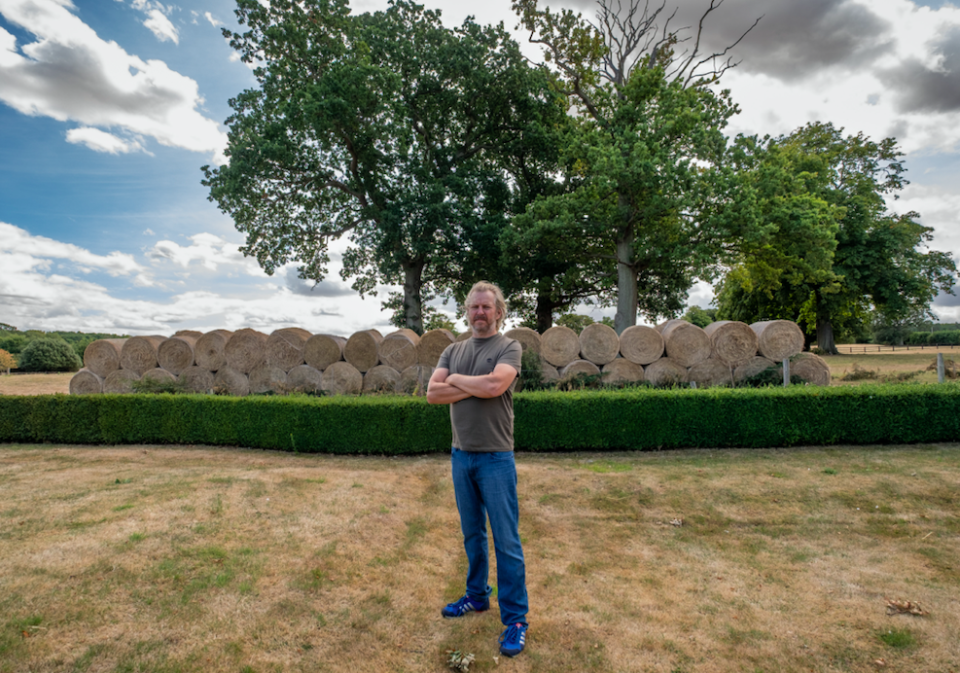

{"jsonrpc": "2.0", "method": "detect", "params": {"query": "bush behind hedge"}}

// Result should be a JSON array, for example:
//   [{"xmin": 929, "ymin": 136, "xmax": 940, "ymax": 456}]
[{"xmin": 3, "ymin": 385, "xmax": 960, "ymax": 453}]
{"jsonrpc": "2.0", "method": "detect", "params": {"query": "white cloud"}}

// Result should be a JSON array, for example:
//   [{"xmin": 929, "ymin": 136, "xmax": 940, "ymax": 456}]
[
  {"xmin": 0, "ymin": 223, "xmax": 398, "ymax": 335},
  {"xmin": 146, "ymin": 233, "xmax": 258, "ymax": 274},
  {"xmin": 65, "ymin": 126, "xmax": 144, "ymax": 154},
  {"xmin": 204, "ymin": 11, "xmax": 222, "ymax": 28},
  {"xmin": 142, "ymin": 8, "xmax": 179, "ymax": 44},
  {"xmin": 1, "ymin": 222, "xmax": 147, "ymax": 278},
  {"xmin": 0, "ymin": 0, "xmax": 226, "ymax": 163}
]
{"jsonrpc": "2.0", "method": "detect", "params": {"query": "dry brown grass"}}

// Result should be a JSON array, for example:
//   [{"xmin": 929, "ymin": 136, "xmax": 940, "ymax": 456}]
[
  {"xmin": 1, "ymin": 444, "xmax": 959, "ymax": 673},
  {"xmin": 0, "ymin": 373, "xmax": 73, "ymax": 396}
]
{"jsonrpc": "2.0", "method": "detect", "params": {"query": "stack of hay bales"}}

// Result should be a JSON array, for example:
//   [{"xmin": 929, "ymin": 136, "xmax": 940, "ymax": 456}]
[{"xmin": 70, "ymin": 318, "xmax": 828, "ymax": 396}]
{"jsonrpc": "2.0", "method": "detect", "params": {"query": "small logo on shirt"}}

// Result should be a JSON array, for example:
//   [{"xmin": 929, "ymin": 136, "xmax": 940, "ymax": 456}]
[{"xmin": 486, "ymin": 358, "xmax": 493, "ymax": 364}]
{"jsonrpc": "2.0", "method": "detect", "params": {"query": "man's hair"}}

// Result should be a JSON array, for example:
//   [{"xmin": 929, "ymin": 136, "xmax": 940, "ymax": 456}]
[{"xmin": 464, "ymin": 281, "xmax": 508, "ymax": 332}]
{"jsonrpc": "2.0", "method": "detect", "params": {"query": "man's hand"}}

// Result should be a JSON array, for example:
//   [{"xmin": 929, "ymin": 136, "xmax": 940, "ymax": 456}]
[{"xmin": 427, "ymin": 364, "xmax": 517, "ymax": 404}]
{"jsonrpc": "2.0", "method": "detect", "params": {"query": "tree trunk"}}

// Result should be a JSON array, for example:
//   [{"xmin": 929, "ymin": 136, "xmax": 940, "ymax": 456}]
[
  {"xmin": 614, "ymin": 231, "xmax": 638, "ymax": 335},
  {"xmin": 816, "ymin": 317, "xmax": 838, "ymax": 354},
  {"xmin": 535, "ymin": 293, "xmax": 558, "ymax": 333},
  {"xmin": 401, "ymin": 259, "xmax": 425, "ymax": 335}
]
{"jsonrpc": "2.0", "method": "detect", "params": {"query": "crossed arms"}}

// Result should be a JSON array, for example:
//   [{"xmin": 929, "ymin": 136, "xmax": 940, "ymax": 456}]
[{"xmin": 426, "ymin": 364, "xmax": 518, "ymax": 405}]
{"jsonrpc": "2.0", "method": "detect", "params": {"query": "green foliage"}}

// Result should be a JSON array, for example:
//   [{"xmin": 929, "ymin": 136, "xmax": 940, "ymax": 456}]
[
  {"xmin": 130, "ymin": 378, "xmax": 191, "ymax": 395},
  {"xmin": 205, "ymin": 0, "xmax": 561, "ymax": 334},
  {"xmin": 717, "ymin": 123, "xmax": 957, "ymax": 352},
  {"xmin": 511, "ymin": 0, "xmax": 762, "ymax": 333},
  {"xmin": 16, "ymin": 338, "xmax": 82, "ymax": 373},
  {"xmin": 555, "ymin": 314, "xmax": 594, "ymax": 334},
  {"xmin": 4, "ymin": 385, "xmax": 960, "ymax": 452},
  {"xmin": 681, "ymin": 306, "xmax": 717, "ymax": 329},
  {"xmin": 0, "ymin": 332, "xmax": 28, "ymax": 356},
  {"xmin": 906, "ymin": 330, "xmax": 960, "ymax": 346}
]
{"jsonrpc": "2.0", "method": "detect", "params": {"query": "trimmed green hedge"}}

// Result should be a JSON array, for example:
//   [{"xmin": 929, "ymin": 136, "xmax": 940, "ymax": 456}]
[{"xmin": 2, "ymin": 385, "xmax": 960, "ymax": 453}]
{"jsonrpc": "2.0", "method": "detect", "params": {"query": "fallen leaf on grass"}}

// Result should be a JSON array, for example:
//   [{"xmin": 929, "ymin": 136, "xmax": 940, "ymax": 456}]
[
  {"xmin": 670, "ymin": 518, "xmax": 683, "ymax": 527},
  {"xmin": 447, "ymin": 650, "xmax": 476, "ymax": 672},
  {"xmin": 874, "ymin": 658, "xmax": 886, "ymax": 667},
  {"xmin": 886, "ymin": 599, "xmax": 925, "ymax": 616}
]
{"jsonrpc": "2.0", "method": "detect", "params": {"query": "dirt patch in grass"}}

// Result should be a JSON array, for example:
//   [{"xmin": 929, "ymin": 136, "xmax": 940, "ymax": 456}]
[
  {"xmin": 1, "ymin": 444, "xmax": 958, "ymax": 672},
  {"xmin": 0, "ymin": 373, "xmax": 72, "ymax": 396}
]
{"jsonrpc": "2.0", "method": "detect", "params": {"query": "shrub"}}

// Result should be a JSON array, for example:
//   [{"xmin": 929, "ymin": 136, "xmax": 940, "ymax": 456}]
[
  {"xmin": 0, "ymin": 348, "xmax": 16, "ymax": 373},
  {"xmin": 17, "ymin": 338, "xmax": 83, "ymax": 372},
  {"xmin": 3, "ymin": 384, "xmax": 960, "ymax": 453}
]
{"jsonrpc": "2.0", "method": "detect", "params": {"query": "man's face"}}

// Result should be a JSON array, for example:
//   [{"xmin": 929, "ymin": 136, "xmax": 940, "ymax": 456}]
[{"xmin": 467, "ymin": 290, "xmax": 500, "ymax": 336}]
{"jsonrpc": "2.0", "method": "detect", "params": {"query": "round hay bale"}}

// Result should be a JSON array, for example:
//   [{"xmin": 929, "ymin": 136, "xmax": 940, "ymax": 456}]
[
  {"xmin": 541, "ymin": 360, "xmax": 560, "ymax": 383},
  {"xmin": 619, "ymin": 325, "xmax": 664, "ymax": 365},
  {"xmin": 321, "ymin": 361, "xmax": 363, "ymax": 395},
  {"xmin": 363, "ymin": 365, "xmax": 401, "ymax": 393},
  {"xmin": 503, "ymin": 327, "xmax": 541, "ymax": 355},
  {"xmin": 644, "ymin": 357, "xmax": 688, "ymax": 387},
  {"xmin": 400, "ymin": 365, "xmax": 433, "ymax": 396},
  {"xmin": 224, "ymin": 328, "xmax": 267, "ymax": 374},
  {"xmin": 418, "ymin": 329, "xmax": 456, "ymax": 367},
  {"xmin": 601, "ymin": 358, "xmax": 644, "ymax": 385},
  {"xmin": 380, "ymin": 330, "xmax": 420, "ymax": 371},
  {"xmin": 456, "ymin": 331, "xmax": 472, "ymax": 342},
  {"xmin": 287, "ymin": 365, "xmax": 323, "ymax": 393},
  {"xmin": 655, "ymin": 319, "xmax": 683, "ymax": 334},
  {"xmin": 686, "ymin": 358, "xmax": 733, "ymax": 388},
  {"xmin": 249, "ymin": 364, "xmax": 288, "ymax": 394},
  {"xmin": 660, "ymin": 321, "xmax": 711, "ymax": 368},
  {"xmin": 734, "ymin": 356, "xmax": 779, "ymax": 383},
  {"xmin": 752, "ymin": 320, "xmax": 805, "ymax": 361},
  {"xmin": 120, "ymin": 335, "xmax": 165, "ymax": 375},
  {"xmin": 579, "ymin": 323, "xmax": 620, "ymax": 365},
  {"xmin": 559, "ymin": 359, "xmax": 601, "ymax": 380},
  {"xmin": 304, "ymin": 334, "xmax": 345, "ymax": 371},
  {"xmin": 173, "ymin": 330, "xmax": 203, "ymax": 339},
  {"xmin": 142, "ymin": 367, "xmax": 176, "ymax": 384},
  {"xmin": 214, "ymin": 367, "xmax": 250, "ymax": 397},
  {"xmin": 83, "ymin": 338, "xmax": 126, "ymax": 377},
  {"xmin": 541, "ymin": 326, "xmax": 581, "ymax": 368},
  {"xmin": 344, "ymin": 329, "xmax": 382, "ymax": 373},
  {"xmin": 157, "ymin": 335, "xmax": 197, "ymax": 375},
  {"xmin": 790, "ymin": 352, "xmax": 831, "ymax": 386},
  {"xmin": 69, "ymin": 369, "xmax": 103, "ymax": 395},
  {"xmin": 704, "ymin": 321, "xmax": 758, "ymax": 368},
  {"xmin": 266, "ymin": 328, "xmax": 311, "ymax": 371},
  {"xmin": 179, "ymin": 366, "xmax": 215, "ymax": 393},
  {"xmin": 194, "ymin": 330, "xmax": 233, "ymax": 371},
  {"xmin": 104, "ymin": 369, "xmax": 140, "ymax": 394}
]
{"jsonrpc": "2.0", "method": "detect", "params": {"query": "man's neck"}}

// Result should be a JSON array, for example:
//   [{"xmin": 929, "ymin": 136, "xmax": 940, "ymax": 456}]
[{"xmin": 471, "ymin": 327, "xmax": 499, "ymax": 339}]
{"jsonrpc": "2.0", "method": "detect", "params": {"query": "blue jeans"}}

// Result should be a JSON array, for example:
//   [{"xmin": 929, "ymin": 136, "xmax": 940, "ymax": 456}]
[{"xmin": 451, "ymin": 448, "xmax": 528, "ymax": 626}]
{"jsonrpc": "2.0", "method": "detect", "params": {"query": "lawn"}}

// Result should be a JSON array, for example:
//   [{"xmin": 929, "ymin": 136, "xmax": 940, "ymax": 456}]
[{"xmin": 1, "ymin": 444, "xmax": 958, "ymax": 672}]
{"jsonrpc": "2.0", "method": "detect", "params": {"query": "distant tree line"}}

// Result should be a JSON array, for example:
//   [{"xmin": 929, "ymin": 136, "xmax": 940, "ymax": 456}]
[{"xmin": 0, "ymin": 324, "xmax": 127, "ymax": 372}]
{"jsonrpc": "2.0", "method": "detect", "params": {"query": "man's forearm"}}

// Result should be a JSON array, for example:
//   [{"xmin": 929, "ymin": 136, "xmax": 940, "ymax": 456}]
[
  {"xmin": 445, "ymin": 372, "xmax": 503, "ymax": 399},
  {"xmin": 426, "ymin": 380, "xmax": 473, "ymax": 404}
]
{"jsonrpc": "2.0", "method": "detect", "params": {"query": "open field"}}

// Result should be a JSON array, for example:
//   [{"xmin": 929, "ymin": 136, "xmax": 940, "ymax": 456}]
[
  {"xmin": 0, "ymin": 373, "xmax": 72, "ymax": 396},
  {"xmin": 1, "ymin": 444, "xmax": 958, "ymax": 673}
]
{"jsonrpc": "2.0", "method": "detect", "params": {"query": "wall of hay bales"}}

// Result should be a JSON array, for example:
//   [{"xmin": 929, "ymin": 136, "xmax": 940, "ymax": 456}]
[{"xmin": 69, "ymin": 320, "xmax": 830, "ymax": 396}]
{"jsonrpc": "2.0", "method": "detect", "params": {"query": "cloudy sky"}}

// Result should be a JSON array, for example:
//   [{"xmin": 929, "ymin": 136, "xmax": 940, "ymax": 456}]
[{"xmin": 2, "ymin": 0, "xmax": 960, "ymax": 337}]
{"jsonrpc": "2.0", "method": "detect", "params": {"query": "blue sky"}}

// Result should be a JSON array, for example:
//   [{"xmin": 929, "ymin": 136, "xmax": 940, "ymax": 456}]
[{"xmin": 2, "ymin": 0, "xmax": 960, "ymax": 336}]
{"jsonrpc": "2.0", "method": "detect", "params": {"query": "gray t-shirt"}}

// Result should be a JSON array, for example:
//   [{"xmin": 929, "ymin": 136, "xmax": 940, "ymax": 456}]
[{"xmin": 436, "ymin": 333, "xmax": 522, "ymax": 452}]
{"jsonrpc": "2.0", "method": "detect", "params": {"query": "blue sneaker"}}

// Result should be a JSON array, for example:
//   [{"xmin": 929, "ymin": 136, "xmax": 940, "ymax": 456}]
[
  {"xmin": 441, "ymin": 595, "xmax": 489, "ymax": 618},
  {"xmin": 498, "ymin": 623, "xmax": 528, "ymax": 657}
]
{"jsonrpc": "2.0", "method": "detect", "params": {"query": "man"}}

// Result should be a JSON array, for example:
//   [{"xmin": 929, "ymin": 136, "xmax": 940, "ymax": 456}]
[{"xmin": 426, "ymin": 281, "xmax": 529, "ymax": 657}]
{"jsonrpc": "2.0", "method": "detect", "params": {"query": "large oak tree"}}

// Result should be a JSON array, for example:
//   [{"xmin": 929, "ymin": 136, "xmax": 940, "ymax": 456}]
[{"xmin": 203, "ymin": 0, "xmax": 562, "ymax": 333}]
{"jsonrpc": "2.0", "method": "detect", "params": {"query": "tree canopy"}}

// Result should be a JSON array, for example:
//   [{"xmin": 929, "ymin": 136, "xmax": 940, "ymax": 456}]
[
  {"xmin": 203, "ymin": 0, "xmax": 563, "ymax": 334},
  {"xmin": 716, "ymin": 122, "xmax": 957, "ymax": 352},
  {"xmin": 509, "ymin": 0, "xmax": 761, "ymax": 333}
]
